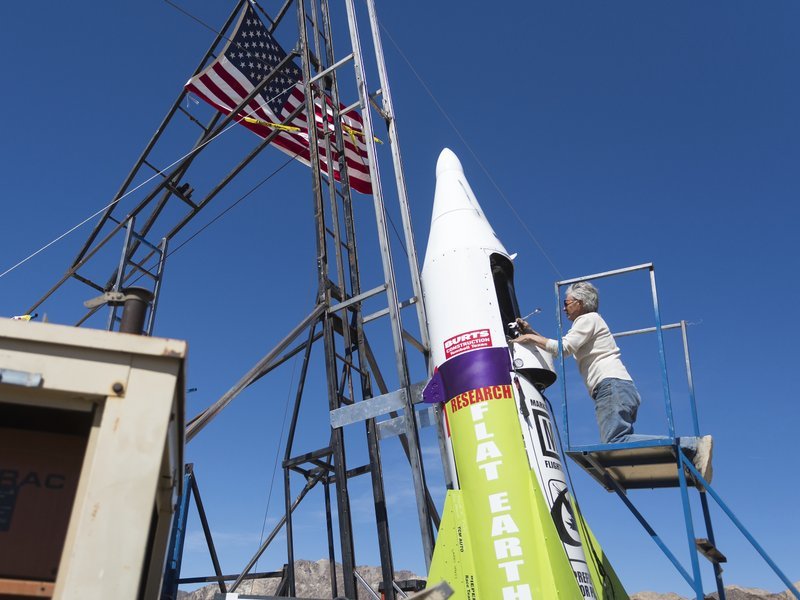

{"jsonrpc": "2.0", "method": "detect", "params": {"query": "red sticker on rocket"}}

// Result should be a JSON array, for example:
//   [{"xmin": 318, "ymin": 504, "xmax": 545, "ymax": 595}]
[{"xmin": 443, "ymin": 329, "xmax": 492, "ymax": 359}]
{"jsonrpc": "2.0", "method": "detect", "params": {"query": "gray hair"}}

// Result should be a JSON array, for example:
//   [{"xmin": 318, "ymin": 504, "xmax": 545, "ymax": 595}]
[{"xmin": 566, "ymin": 281, "xmax": 599, "ymax": 312}]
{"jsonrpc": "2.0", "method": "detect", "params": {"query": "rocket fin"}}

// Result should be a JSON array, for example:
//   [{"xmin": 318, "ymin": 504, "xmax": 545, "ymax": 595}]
[
  {"xmin": 426, "ymin": 490, "xmax": 478, "ymax": 599},
  {"xmin": 427, "ymin": 481, "xmax": 588, "ymax": 598},
  {"xmin": 573, "ymin": 504, "xmax": 630, "ymax": 600},
  {"xmin": 522, "ymin": 470, "xmax": 589, "ymax": 597}
]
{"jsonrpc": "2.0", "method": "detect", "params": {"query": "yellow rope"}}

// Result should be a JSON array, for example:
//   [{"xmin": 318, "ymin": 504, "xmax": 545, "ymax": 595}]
[
  {"xmin": 242, "ymin": 115, "xmax": 381, "ymax": 145},
  {"xmin": 342, "ymin": 123, "xmax": 383, "ymax": 144},
  {"xmin": 241, "ymin": 116, "xmax": 301, "ymax": 132}
]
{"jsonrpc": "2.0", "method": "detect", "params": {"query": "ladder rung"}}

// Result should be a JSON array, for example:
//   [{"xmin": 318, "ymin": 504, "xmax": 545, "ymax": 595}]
[
  {"xmin": 71, "ymin": 273, "xmax": 105, "ymax": 293},
  {"xmin": 334, "ymin": 353, "xmax": 365, "ymax": 376},
  {"xmin": 345, "ymin": 464, "xmax": 371, "ymax": 479},
  {"xmin": 125, "ymin": 259, "xmax": 158, "ymax": 281},
  {"xmin": 126, "ymin": 231, "xmax": 163, "ymax": 253},
  {"xmin": 283, "ymin": 447, "xmax": 333, "ymax": 469},
  {"xmin": 177, "ymin": 104, "xmax": 211, "ymax": 133},
  {"xmin": 143, "ymin": 159, "xmax": 166, "ymax": 177},
  {"xmin": 322, "ymin": 229, "xmax": 352, "ymax": 254},
  {"xmin": 696, "ymin": 538, "xmax": 727, "ymax": 563}
]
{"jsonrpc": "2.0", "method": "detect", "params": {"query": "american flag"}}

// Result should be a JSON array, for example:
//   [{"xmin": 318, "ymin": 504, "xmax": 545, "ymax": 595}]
[{"xmin": 185, "ymin": 3, "xmax": 372, "ymax": 194}]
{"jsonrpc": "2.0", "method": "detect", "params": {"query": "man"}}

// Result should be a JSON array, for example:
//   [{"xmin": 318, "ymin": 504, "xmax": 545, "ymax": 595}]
[{"xmin": 513, "ymin": 281, "xmax": 713, "ymax": 482}]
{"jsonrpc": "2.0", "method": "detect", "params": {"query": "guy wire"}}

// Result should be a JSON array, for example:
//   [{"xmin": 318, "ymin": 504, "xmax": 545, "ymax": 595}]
[{"xmin": 377, "ymin": 21, "xmax": 563, "ymax": 278}]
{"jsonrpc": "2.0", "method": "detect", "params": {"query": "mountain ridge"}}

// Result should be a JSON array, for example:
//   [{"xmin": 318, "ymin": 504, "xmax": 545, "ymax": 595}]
[{"xmin": 177, "ymin": 560, "xmax": 799, "ymax": 599}]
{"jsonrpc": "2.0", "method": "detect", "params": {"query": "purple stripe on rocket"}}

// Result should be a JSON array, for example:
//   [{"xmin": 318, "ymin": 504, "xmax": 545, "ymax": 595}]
[{"xmin": 422, "ymin": 347, "xmax": 512, "ymax": 404}]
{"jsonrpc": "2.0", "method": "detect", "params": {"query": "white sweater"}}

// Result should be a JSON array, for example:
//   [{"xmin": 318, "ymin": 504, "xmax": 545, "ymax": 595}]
[{"xmin": 544, "ymin": 312, "xmax": 631, "ymax": 395}]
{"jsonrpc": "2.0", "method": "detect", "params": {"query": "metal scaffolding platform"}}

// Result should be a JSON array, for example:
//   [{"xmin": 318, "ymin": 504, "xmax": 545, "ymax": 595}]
[
  {"xmin": 556, "ymin": 263, "xmax": 799, "ymax": 600},
  {"xmin": 567, "ymin": 439, "xmax": 706, "ymax": 491}
]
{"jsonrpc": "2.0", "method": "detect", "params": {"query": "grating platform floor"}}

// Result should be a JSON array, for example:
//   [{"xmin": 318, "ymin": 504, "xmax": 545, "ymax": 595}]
[{"xmin": 566, "ymin": 439, "xmax": 704, "ymax": 491}]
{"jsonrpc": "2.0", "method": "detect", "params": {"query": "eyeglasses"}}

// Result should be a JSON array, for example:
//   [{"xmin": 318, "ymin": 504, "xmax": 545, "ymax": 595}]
[{"xmin": 563, "ymin": 299, "xmax": 580, "ymax": 308}]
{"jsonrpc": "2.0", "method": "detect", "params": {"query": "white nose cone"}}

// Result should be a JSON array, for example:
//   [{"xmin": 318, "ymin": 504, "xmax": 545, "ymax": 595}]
[
  {"xmin": 435, "ymin": 147, "xmax": 464, "ymax": 178},
  {"xmin": 425, "ymin": 148, "xmax": 506, "ymax": 259},
  {"xmin": 421, "ymin": 148, "xmax": 512, "ymax": 367}
]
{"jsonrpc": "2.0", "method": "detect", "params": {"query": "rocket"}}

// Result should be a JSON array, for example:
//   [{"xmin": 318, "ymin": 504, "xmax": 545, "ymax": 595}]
[{"xmin": 420, "ymin": 149, "xmax": 627, "ymax": 599}]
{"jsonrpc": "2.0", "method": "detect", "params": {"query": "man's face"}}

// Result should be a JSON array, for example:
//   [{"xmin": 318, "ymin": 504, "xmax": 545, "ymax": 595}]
[{"xmin": 564, "ymin": 295, "xmax": 583, "ymax": 321}]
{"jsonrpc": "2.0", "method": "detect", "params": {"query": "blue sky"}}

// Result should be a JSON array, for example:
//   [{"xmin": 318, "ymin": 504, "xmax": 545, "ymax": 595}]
[{"xmin": 2, "ymin": 1, "xmax": 799, "ymax": 597}]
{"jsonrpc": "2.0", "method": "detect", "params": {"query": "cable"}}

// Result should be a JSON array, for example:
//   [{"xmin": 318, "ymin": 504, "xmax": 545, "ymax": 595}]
[
  {"xmin": 249, "ymin": 350, "xmax": 300, "ymax": 594},
  {"xmin": 377, "ymin": 22, "xmax": 562, "ymax": 278},
  {"xmin": 0, "ymin": 202, "xmax": 122, "ymax": 280},
  {"xmin": 167, "ymin": 154, "xmax": 297, "ymax": 257},
  {"xmin": 0, "ymin": 118, "xmax": 234, "ymax": 282},
  {"xmin": 386, "ymin": 212, "xmax": 408, "ymax": 258},
  {"xmin": 163, "ymin": 0, "xmax": 222, "ymax": 36}
]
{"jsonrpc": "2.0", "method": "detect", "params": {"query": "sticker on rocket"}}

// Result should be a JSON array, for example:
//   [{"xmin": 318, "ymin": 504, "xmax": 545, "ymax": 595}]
[
  {"xmin": 443, "ymin": 329, "xmax": 492, "ymax": 359},
  {"xmin": 549, "ymin": 482, "xmax": 582, "ymax": 547},
  {"xmin": 532, "ymin": 409, "xmax": 559, "ymax": 460},
  {"xmin": 518, "ymin": 381, "xmax": 598, "ymax": 599}
]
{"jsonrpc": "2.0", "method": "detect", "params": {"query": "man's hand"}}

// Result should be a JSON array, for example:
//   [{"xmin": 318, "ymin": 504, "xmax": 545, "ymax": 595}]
[{"xmin": 516, "ymin": 317, "xmax": 534, "ymax": 334}]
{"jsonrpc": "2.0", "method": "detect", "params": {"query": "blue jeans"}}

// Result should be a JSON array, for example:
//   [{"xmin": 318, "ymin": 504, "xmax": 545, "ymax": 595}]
[{"xmin": 591, "ymin": 378, "xmax": 698, "ymax": 453}]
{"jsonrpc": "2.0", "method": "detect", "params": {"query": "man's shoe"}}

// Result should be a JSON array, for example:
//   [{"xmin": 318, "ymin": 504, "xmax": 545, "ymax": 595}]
[{"xmin": 692, "ymin": 435, "xmax": 713, "ymax": 484}]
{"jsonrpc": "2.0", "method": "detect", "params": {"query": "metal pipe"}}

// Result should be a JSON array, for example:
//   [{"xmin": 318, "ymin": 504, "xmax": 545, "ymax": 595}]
[
  {"xmin": 682, "ymin": 459, "xmax": 800, "ymax": 599},
  {"xmin": 323, "ymin": 480, "xmax": 338, "ymax": 598},
  {"xmin": 249, "ymin": 331, "xmax": 324, "ymax": 386},
  {"xmin": 107, "ymin": 218, "xmax": 137, "ymax": 331},
  {"xmin": 160, "ymin": 465, "xmax": 194, "ymax": 600},
  {"xmin": 556, "ymin": 262, "xmax": 653, "ymax": 286},
  {"xmin": 310, "ymin": 49, "xmax": 407, "ymax": 584},
  {"xmin": 676, "ymin": 454, "xmax": 705, "ymax": 599},
  {"xmin": 556, "ymin": 281, "xmax": 570, "ymax": 449},
  {"xmin": 327, "ymin": 283, "xmax": 387, "ymax": 314},
  {"xmin": 228, "ymin": 472, "xmax": 325, "ymax": 592},
  {"xmin": 284, "ymin": 461, "xmax": 296, "ymax": 596},
  {"xmin": 308, "ymin": 52, "xmax": 355, "ymax": 84},
  {"xmin": 596, "ymin": 459, "xmax": 695, "ymax": 587},
  {"xmin": 649, "ymin": 267, "xmax": 676, "ymax": 438},
  {"xmin": 681, "ymin": 320, "xmax": 702, "ymax": 436},
  {"xmin": 363, "ymin": 0, "xmax": 431, "ymax": 360},
  {"xmin": 191, "ymin": 472, "xmax": 227, "ymax": 594},
  {"xmin": 145, "ymin": 237, "xmax": 168, "ymax": 335},
  {"xmin": 611, "ymin": 322, "xmax": 683, "ymax": 338},
  {"xmin": 177, "ymin": 571, "xmax": 283, "ymax": 585},
  {"xmin": 284, "ymin": 323, "xmax": 319, "ymax": 462},
  {"xmin": 698, "ymin": 489, "xmax": 727, "ymax": 600},
  {"xmin": 354, "ymin": 569, "xmax": 381, "ymax": 600},
  {"xmin": 296, "ymin": 0, "xmax": 358, "ymax": 595},
  {"xmin": 118, "ymin": 287, "xmax": 154, "ymax": 335}
]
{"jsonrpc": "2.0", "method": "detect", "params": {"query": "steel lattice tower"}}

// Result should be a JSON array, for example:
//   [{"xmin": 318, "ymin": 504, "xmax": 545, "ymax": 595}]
[{"xmin": 27, "ymin": 1, "xmax": 444, "ymax": 598}]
